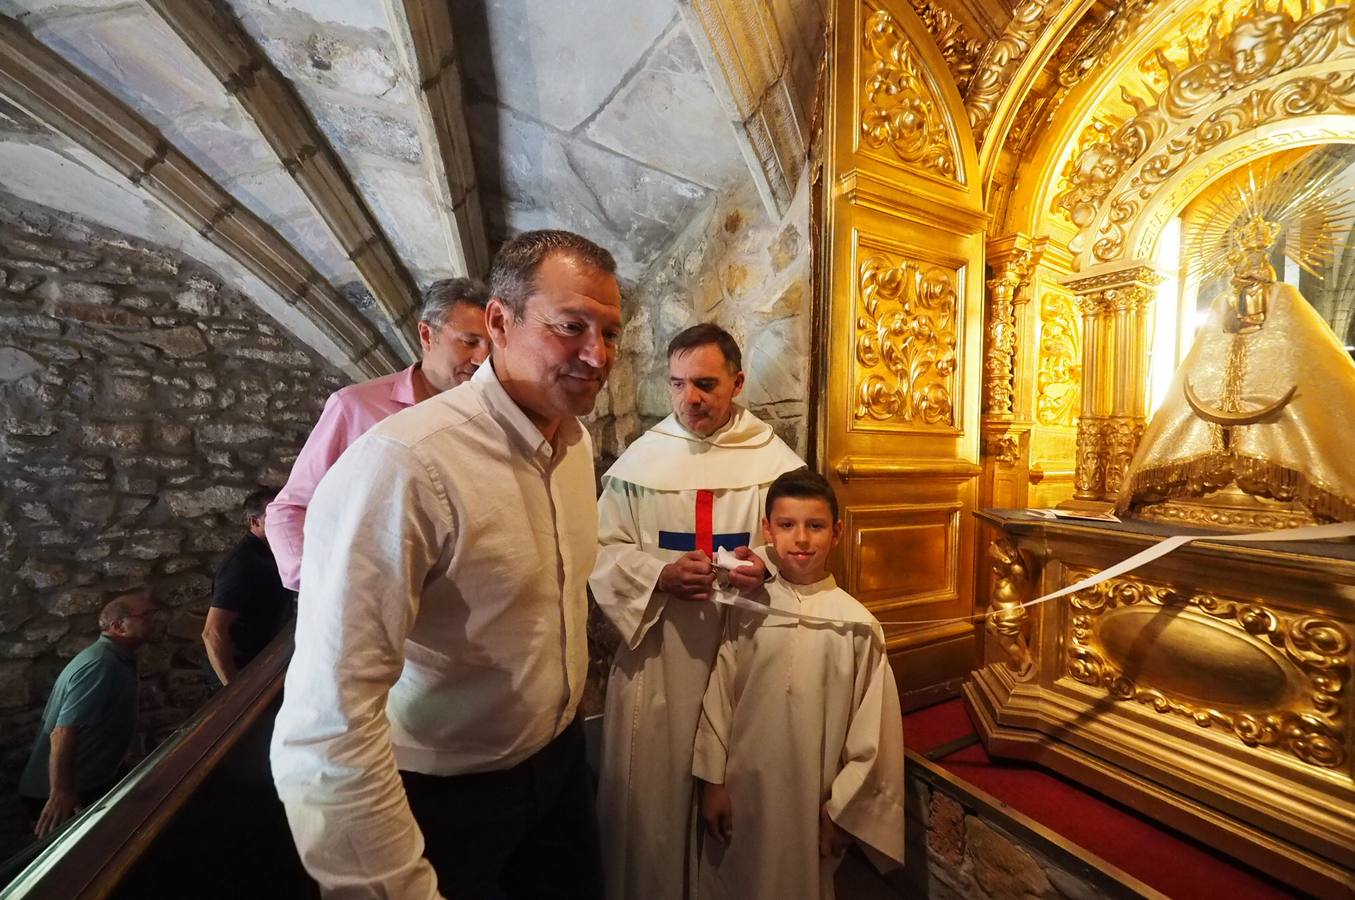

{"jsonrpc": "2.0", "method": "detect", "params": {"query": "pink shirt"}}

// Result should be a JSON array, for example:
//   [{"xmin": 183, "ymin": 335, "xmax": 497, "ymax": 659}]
[{"xmin": 267, "ymin": 364, "xmax": 422, "ymax": 589}]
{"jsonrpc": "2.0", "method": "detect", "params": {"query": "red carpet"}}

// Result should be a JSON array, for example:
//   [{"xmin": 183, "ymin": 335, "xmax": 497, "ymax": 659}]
[{"xmin": 904, "ymin": 700, "xmax": 1297, "ymax": 899}]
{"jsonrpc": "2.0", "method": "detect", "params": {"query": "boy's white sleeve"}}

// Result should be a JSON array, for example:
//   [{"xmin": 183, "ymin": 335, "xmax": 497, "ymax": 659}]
[{"xmin": 826, "ymin": 627, "xmax": 907, "ymax": 869}]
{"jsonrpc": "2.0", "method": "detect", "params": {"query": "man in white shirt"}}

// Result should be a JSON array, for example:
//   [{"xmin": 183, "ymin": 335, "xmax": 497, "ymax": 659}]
[
  {"xmin": 271, "ymin": 230, "xmax": 622, "ymax": 900},
  {"xmin": 591, "ymin": 324, "xmax": 803, "ymax": 900}
]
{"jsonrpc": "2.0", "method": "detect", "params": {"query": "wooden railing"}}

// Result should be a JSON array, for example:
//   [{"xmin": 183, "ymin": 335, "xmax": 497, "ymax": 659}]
[{"xmin": 0, "ymin": 623, "xmax": 294, "ymax": 899}]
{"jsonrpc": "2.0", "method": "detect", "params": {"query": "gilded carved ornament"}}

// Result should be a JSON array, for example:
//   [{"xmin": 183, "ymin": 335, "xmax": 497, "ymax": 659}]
[
  {"xmin": 1052, "ymin": 1, "xmax": 1355, "ymax": 263},
  {"xmin": 1036, "ymin": 288, "xmax": 1081, "ymax": 427},
  {"xmin": 860, "ymin": 7, "xmax": 961, "ymax": 182},
  {"xmin": 854, "ymin": 253, "xmax": 959, "ymax": 428},
  {"xmin": 987, "ymin": 539, "xmax": 1035, "ymax": 680},
  {"xmin": 983, "ymin": 249, "xmax": 1036, "ymax": 417},
  {"xmin": 964, "ymin": 0, "xmax": 1059, "ymax": 147},
  {"xmin": 906, "ymin": 0, "xmax": 985, "ymax": 95},
  {"xmin": 1065, "ymin": 568, "xmax": 1349, "ymax": 769}
]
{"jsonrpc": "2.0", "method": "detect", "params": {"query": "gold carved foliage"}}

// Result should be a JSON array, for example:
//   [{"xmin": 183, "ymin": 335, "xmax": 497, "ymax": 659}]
[
  {"xmin": 861, "ymin": 7, "xmax": 960, "ymax": 182},
  {"xmin": 1053, "ymin": 1, "xmax": 1355, "ymax": 262},
  {"xmin": 854, "ymin": 252, "xmax": 959, "ymax": 428},
  {"xmin": 1036, "ymin": 287, "xmax": 1081, "ymax": 427},
  {"xmin": 907, "ymin": 0, "xmax": 985, "ymax": 95},
  {"xmin": 1065, "ymin": 569, "xmax": 1350, "ymax": 769},
  {"xmin": 964, "ymin": 0, "xmax": 1057, "ymax": 147}
]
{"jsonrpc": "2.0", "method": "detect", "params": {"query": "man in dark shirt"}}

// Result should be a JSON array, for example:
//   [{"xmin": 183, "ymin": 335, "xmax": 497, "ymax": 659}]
[
  {"xmin": 20, "ymin": 590, "xmax": 159, "ymax": 835},
  {"xmin": 203, "ymin": 489, "xmax": 294, "ymax": 685}
]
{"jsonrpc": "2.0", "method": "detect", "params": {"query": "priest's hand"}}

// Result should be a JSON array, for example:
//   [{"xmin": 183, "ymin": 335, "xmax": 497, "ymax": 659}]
[
  {"xmin": 702, "ymin": 781, "xmax": 734, "ymax": 844},
  {"xmin": 659, "ymin": 551, "xmax": 716, "ymax": 602},
  {"xmin": 819, "ymin": 806, "xmax": 851, "ymax": 858},
  {"xmin": 724, "ymin": 546, "xmax": 766, "ymax": 597}
]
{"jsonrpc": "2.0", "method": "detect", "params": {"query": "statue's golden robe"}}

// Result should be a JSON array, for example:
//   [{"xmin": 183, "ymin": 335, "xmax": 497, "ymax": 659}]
[{"xmin": 1117, "ymin": 283, "xmax": 1355, "ymax": 522}]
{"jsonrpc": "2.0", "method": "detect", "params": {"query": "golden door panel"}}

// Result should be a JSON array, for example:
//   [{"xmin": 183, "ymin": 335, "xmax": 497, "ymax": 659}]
[
  {"xmin": 851, "ymin": 232, "xmax": 966, "ymax": 436},
  {"xmin": 847, "ymin": 501, "xmax": 960, "ymax": 605},
  {"xmin": 821, "ymin": 0, "xmax": 984, "ymax": 695},
  {"xmin": 854, "ymin": 0, "xmax": 965, "ymax": 188}
]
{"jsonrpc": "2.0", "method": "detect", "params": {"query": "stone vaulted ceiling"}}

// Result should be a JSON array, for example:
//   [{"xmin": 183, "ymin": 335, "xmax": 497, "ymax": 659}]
[{"xmin": 0, "ymin": 0, "xmax": 817, "ymax": 377}]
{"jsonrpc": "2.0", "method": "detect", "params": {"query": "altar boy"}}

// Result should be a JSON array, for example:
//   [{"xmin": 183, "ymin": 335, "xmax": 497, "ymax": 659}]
[{"xmin": 693, "ymin": 469, "xmax": 905, "ymax": 900}]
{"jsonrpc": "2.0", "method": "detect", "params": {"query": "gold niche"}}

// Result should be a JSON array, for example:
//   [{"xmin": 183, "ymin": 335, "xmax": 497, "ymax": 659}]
[
  {"xmin": 860, "ymin": 5, "xmax": 960, "ymax": 182},
  {"xmin": 854, "ymin": 252, "xmax": 960, "ymax": 429},
  {"xmin": 1064, "ymin": 566, "xmax": 1349, "ymax": 770}
]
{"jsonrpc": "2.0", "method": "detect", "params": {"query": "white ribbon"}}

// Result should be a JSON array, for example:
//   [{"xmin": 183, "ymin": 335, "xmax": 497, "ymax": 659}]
[{"xmin": 711, "ymin": 521, "xmax": 1355, "ymax": 628}]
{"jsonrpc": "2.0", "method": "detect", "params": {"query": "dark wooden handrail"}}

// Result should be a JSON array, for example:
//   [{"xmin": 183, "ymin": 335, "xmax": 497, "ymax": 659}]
[{"xmin": 0, "ymin": 622, "xmax": 295, "ymax": 899}]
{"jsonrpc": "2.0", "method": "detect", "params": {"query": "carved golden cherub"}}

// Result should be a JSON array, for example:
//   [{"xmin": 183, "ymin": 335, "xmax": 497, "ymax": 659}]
[{"xmin": 987, "ymin": 539, "xmax": 1035, "ymax": 681}]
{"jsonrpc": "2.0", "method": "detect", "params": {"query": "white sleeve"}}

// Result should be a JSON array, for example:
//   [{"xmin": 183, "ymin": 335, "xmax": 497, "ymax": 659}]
[
  {"xmin": 692, "ymin": 612, "xmax": 739, "ymax": 785},
  {"xmin": 270, "ymin": 433, "xmax": 450, "ymax": 900},
  {"xmin": 589, "ymin": 478, "xmax": 667, "ymax": 649}
]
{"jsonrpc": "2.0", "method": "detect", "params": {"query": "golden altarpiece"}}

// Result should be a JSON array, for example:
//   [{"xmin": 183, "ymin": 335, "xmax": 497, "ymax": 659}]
[{"xmin": 812, "ymin": 0, "xmax": 1354, "ymax": 895}]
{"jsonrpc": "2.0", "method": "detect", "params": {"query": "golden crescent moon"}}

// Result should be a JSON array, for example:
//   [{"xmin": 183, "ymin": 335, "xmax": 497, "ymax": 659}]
[{"xmin": 1184, "ymin": 380, "xmax": 1296, "ymax": 426}]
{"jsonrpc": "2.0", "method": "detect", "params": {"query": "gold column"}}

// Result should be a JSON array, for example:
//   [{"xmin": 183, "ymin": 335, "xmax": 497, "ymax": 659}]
[
  {"xmin": 981, "ymin": 235, "xmax": 1044, "ymax": 509},
  {"xmin": 1063, "ymin": 265, "xmax": 1163, "ymax": 506}
]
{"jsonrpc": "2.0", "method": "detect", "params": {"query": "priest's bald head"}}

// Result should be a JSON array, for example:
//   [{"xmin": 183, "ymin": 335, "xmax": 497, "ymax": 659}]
[{"xmin": 667, "ymin": 323, "xmax": 745, "ymax": 437}]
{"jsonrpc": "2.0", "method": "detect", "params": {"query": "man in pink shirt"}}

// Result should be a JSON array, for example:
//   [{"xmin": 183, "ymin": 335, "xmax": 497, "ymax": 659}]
[{"xmin": 267, "ymin": 277, "xmax": 490, "ymax": 589}]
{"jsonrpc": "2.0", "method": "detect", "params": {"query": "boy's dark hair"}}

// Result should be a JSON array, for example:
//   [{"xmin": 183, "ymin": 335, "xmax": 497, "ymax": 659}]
[
  {"xmin": 243, "ymin": 488, "xmax": 276, "ymax": 522},
  {"xmin": 666, "ymin": 323, "xmax": 742, "ymax": 373},
  {"xmin": 765, "ymin": 467, "xmax": 839, "ymax": 522}
]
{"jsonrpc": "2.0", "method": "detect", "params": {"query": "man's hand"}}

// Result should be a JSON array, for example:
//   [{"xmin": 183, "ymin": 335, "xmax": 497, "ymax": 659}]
[
  {"xmin": 819, "ymin": 805, "xmax": 852, "ymax": 858},
  {"xmin": 35, "ymin": 789, "xmax": 80, "ymax": 837},
  {"xmin": 659, "ymin": 550, "xmax": 716, "ymax": 602},
  {"xmin": 724, "ymin": 546, "xmax": 767, "ymax": 597},
  {"xmin": 702, "ymin": 781, "xmax": 734, "ymax": 844}
]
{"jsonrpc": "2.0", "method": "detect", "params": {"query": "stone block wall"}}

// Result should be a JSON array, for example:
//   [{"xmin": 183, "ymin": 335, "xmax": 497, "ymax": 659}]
[
  {"xmin": 0, "ymin": 194, "xmax": 344, "ymax": 858},
  {"xmin": 900, "ymin": 762, "xmax": 1120, "ymax": 900}
]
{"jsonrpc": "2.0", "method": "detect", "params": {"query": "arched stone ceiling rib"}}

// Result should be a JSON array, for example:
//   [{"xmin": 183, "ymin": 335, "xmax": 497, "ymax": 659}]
[
  {"xmin": 0, "ymin": 12, "xmax": 403, "ymax": 377},
  {"xmin": 386, "ymin": 0, "xmax": 489, "ymax": 277},
  {"xmin": 144, "ymin": 0, "xmax": 423, "ymax": 357}
]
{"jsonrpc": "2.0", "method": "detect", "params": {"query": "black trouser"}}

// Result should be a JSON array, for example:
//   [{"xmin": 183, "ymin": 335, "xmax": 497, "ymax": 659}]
[{"xmin": 400, "ymin": 718, "xmax": 604, "ymax": 899}]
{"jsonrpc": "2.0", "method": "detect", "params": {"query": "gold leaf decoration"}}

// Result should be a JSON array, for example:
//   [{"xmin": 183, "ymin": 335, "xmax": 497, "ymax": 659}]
[
  {"xmin": 1051, "ymin": 1, "xmax": 1355, "ymax": 262},
  {"xmin": 907, "ymin": 0, "xmax": 985, "ymax": 95},
  {"xmin": 854, "ymin": 253, "xmax": 959, "ymax": 427},
  {"xmin": 860, "ymin": 7, "xmax": 960, "ymax": 182},
  {"xmin": 1064, "ymin": 568, "xmax": 1349, "ymax": 769},
  {"xmin": 964, "ymin": 0, "xmax": 1056, "ymax": 148},
  {"xmin": 1036, "ymin": 288, "xmax": 1081, "ymax": 426}
]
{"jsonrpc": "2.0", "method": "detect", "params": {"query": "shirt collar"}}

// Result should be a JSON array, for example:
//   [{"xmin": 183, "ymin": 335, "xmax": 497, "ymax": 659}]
[
  {"xmin": 96, "ymin": 633, "xmax": 136, "ymax": 664},
  {"xmin": 390, "ymin": 363, "xmax": 422, "ymax": 407},
  {"xmin": 473, "ymin": 358, "xmax": 579, "ymax": 465},
  {"xmin": 778, "ymin": 572, "xmax": 838, "ymax": 598}
]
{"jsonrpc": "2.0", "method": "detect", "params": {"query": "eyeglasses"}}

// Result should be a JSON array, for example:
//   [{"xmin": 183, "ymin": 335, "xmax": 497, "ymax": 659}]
[{"xmin": 118, "ymin": 609, "xmax": 159, "ymax": 622}]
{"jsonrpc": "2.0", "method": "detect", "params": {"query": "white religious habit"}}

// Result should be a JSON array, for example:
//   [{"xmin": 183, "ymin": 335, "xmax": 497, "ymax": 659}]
[
  {"xmin": 592, "ymin": 407, "xmax": 802, "ymax": 900},
  {"xmin": 692, "ymin": 573, "xmax": 906, "ymax": 900}
]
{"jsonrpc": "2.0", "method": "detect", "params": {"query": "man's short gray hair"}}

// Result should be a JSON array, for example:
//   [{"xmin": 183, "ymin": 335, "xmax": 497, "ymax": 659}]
[
  {"xmin": 420, "ymin": 277, "xmax": 489, "ymax": 330},
  {"xmin": 488, "ymin": 230, "xmax": 616, "ymax": 320}
]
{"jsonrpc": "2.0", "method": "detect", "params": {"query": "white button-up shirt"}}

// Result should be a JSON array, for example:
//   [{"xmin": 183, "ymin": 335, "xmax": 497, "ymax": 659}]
[{"xmin": 271, "ymin": 359, "xmax": 596, "ymax": 899}]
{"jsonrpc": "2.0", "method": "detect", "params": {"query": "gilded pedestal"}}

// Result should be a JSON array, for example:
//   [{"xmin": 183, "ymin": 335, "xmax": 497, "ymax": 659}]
[{"xmin": 966, "ymin": 510, "xmax": 1355, "ymax": 899}]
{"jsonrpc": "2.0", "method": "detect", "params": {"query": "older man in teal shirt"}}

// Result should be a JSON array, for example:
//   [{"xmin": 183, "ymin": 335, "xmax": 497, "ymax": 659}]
[{"xmin": 19, "ymin": 590, "xmax": 158, "ymax": 836}]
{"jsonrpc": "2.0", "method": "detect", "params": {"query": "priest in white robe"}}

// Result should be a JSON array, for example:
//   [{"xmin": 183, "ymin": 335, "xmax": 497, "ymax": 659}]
[{"xmin": 592, "ymin": 324, "xmax": 803, "ymax": 900}]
